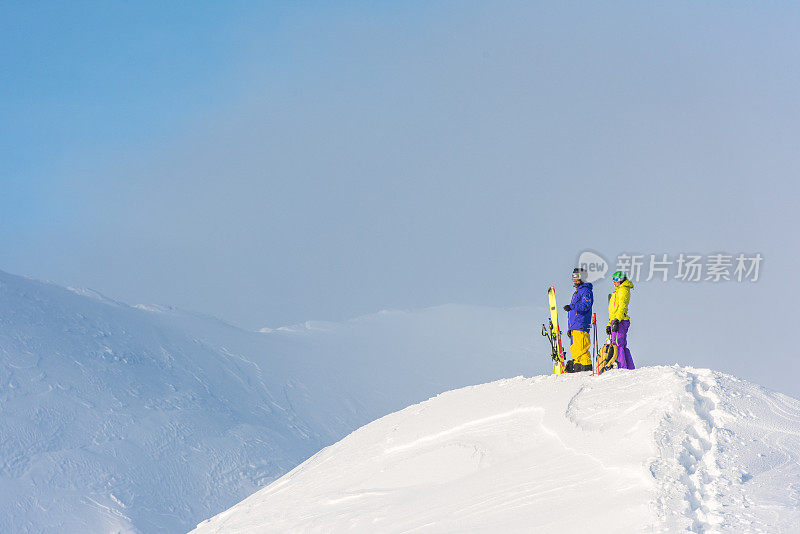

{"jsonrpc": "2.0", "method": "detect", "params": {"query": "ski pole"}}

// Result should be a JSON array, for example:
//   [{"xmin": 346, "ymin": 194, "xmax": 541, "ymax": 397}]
[{"xmin": 591, "ymin": 313, "xmax": 597, "ymax": 375}]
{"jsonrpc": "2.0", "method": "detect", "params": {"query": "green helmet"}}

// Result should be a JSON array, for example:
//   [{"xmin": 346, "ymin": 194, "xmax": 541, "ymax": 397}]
[{"xmin": 611, "ymin": 271, "xmax": 627, "ymax": 283}]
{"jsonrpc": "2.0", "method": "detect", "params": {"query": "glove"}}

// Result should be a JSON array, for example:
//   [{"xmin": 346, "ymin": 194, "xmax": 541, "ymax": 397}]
[
  {"xmin": 606, "ymin": 325, "xmax": 612, "ymax": 335},
  {"xmin": 611, "ymin": 320, "xmax": 620, "ymax": 333},
  {"xmin": 563, "ymin": 304, "xmax": 571, "ymax": 312}
]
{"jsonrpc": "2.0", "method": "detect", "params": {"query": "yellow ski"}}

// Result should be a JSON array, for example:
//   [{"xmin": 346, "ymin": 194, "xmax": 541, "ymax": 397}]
[{"xmin": 547, "ymin": 286, "xmax": 567, "ymax": 375}]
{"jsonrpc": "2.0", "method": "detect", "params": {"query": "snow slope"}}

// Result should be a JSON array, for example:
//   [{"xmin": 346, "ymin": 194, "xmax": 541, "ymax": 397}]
[
  {"xmin": 0, "ymin": 270, "xmax": 539, "ymax": 533},
  {"xmin": 192, "ymin": 366, "xmax": 800, "ymax": 534}
]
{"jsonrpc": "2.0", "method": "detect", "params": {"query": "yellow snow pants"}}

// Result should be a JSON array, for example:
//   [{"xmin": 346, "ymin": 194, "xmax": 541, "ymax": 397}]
[{"xmin": 569, "ymin": 330, "xmax": 592, "ymax": 366}]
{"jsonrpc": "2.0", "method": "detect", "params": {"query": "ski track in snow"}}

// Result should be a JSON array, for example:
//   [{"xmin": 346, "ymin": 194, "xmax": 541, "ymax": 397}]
[
  {"xmin": 384, "ymin": 406, "xmax": 545, "ymax": 455},
  {"xmin": 649, "ymin": 368, "xmax": 724, "ymax": 532},
  {"xmin": 192, "ymin": 366, "xmax": 800, "ymax": 534},
  {"xmin": 647, "ymin": 367, "xmax": 800, "ymax": 533}
]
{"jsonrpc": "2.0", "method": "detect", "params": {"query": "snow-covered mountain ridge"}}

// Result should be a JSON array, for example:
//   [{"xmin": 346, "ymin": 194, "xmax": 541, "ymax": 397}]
[
  {"xmin": 0, "ymin": 270, "xmax": 538, "ymax": 533},
  {"xmin": 192, "ymin": 366, "xmax": 800, "ymax": 534}
]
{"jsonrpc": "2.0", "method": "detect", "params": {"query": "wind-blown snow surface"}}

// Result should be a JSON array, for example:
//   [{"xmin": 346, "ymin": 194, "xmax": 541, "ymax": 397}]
[
  {"xmin": 192, "ymin": 366, "xmax": 800, "ymax": 534},
  {"xmin": 0, "ymin": 270, "xmax": 539, "ymax": 533}
]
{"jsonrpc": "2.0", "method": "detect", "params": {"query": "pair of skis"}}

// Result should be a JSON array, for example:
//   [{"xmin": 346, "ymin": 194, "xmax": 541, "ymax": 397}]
[
  {"xmin": 542, "ymin": 286, "xmax": 599, "ymax": 376},
  {"xmin": 542, "ymin": 286, "xmax": 567, "ymax": 375}
]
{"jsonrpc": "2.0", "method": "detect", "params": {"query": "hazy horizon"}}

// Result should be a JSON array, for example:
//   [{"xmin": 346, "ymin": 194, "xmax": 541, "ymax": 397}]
[{"xmin": 2, "ymin": 2, "xmax": 798, "ymax": 394}]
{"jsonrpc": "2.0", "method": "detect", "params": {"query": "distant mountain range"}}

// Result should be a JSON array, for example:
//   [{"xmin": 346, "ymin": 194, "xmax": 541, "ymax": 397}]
[{"xmin": 0, "ymin": 270, "xmax": 537, "ymax": 533}]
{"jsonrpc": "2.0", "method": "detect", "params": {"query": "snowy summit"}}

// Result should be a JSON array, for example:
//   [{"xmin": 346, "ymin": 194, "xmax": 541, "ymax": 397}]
[{"xmin": 193, "ymin": 366, "xmax": 800, "ymax": 533}]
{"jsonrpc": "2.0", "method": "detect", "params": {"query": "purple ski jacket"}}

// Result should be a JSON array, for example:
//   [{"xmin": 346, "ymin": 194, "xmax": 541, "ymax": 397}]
[{"xmin": 567, "ymin": 282, "xmax": 593, "ymax": 332}]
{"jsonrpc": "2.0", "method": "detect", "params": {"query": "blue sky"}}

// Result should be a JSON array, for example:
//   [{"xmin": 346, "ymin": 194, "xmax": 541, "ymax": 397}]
[{"xmin": 2, "ymin": 2, "xmax": 799, "ymax": 392}]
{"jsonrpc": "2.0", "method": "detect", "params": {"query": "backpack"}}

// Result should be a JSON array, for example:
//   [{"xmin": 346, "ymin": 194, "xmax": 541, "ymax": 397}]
[{"xmin": 596, "ymin": 342, "xmax": 618, "ymax": 375}]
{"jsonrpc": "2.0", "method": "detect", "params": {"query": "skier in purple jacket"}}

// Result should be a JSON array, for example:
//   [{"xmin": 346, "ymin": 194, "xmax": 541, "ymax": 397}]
[{"xmin": 563, "ymin": 268, "xmax": 594, "ymax": 372}]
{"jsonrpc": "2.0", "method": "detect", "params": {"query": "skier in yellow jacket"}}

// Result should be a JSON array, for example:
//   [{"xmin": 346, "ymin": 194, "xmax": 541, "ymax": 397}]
[{"xmin": 607, "ymin": 271, "xmax": 635, "ymax": 369}]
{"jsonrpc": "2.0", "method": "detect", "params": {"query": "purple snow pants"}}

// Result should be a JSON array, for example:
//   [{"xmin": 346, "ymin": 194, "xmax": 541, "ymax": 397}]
[{"xmin": 612, "ymin": 319, "xmax": 635, "ymax": 370}]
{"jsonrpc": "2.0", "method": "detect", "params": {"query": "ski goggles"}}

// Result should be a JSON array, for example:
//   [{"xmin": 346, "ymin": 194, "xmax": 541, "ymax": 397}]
[{"xmin": 612, "ymin": 274, "xmax": 623, "ymax": 283}]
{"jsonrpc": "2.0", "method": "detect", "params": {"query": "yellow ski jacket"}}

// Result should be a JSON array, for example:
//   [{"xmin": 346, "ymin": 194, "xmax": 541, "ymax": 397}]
[{"xmin": 608, "ymin": 279, "xmax": 634, "ymax": 323}]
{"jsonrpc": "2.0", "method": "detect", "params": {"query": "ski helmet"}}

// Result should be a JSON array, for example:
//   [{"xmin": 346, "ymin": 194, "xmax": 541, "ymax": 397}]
[
  {"xmin": 611, "ymin": 271, "xmax": 627, "ymax": 283},
  {"xmin": 572, "ymin": 267, "xmax": 586, "ymax": 285}
]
